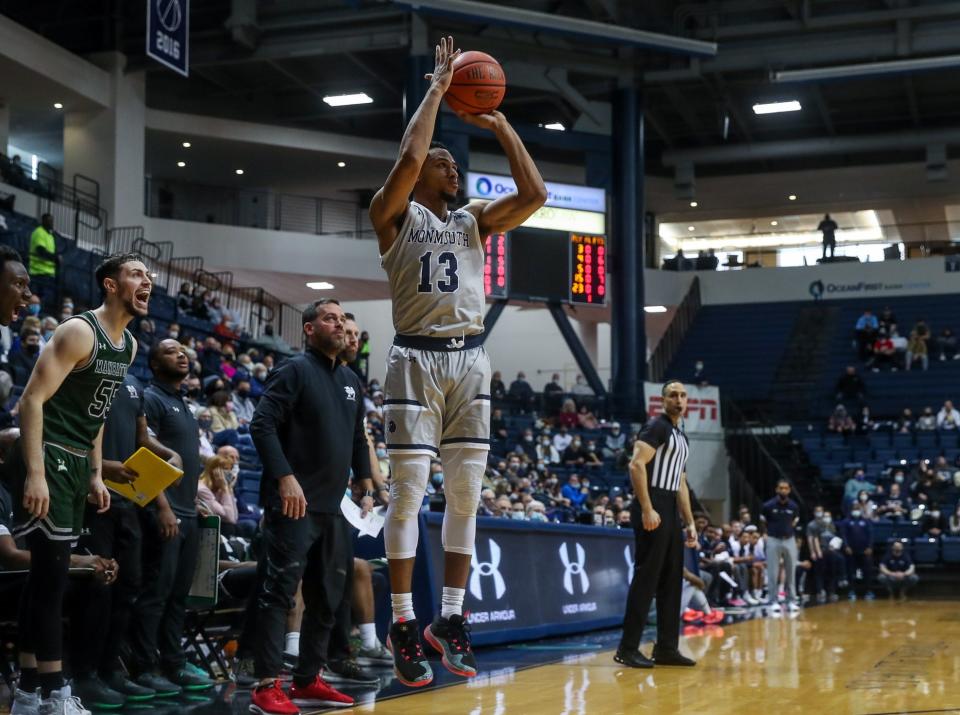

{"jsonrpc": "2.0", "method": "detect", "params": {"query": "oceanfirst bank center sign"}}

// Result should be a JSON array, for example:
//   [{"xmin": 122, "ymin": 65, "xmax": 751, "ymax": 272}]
[{"xmin": 467, "ymin": 172, "xmax": 606, "ymax": 214}]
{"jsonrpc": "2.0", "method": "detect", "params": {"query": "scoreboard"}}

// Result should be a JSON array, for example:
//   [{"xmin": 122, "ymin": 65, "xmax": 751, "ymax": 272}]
[{"xmin": 483, "ymin": 228, "xmax": 607, "ymax": 305}]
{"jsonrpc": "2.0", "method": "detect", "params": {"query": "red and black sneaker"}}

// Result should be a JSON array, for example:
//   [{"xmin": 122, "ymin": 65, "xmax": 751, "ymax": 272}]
[
  {"xmin": 249, "ymin": 680, "xmax": 299, "ymax": 715},
  {"xmin": 386, "ymin": 619, "xmax": 434, "ymax": 688},
  {"xmin": 424, "ymin": 614, "xmax": 478, "ymax": 677},
  {"xmin": 288, "ymin": 674, "xmax": 353, "ymax": 709}
]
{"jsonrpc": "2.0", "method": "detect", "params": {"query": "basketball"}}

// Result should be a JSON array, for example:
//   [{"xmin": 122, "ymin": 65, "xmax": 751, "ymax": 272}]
[{"xmin": 445, "ymin": 51, "xmax": 506, "ymax": 115}]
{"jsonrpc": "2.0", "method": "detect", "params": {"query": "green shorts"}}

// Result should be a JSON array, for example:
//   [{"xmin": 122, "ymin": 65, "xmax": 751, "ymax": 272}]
[{"xmin": 9, "ymin": 440, "xmax": 90, "ymax": 542}]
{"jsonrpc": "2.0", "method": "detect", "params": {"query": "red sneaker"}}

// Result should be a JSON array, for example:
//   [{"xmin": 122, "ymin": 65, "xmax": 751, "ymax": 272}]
[
  {"xmin": 682, "ymin": 609, "xmax": 704, "ymax": 623},
  {"xmin": 249, "ymin": 680, "xmax": 299, "ymax": 715},
  {"xmin": 288, "ymin": 674, "xmax": 353, "ymax": 708},
  {"xmin": 703, "ymin": 610, "xmax": 725, "ymax": 625}
]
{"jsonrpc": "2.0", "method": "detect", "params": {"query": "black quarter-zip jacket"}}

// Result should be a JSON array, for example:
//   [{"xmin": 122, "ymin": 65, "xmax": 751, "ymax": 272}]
[{"xmin": 251, "ymin": 347, "xmax": 371, "ymax": 514}]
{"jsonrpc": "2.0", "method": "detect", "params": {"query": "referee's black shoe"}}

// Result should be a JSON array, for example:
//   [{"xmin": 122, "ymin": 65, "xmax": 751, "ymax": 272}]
[
  {"xmin": 652, "ymin": 647, "xmax": 697, "ymax": 666},
  {"xmin": 613, "ymin": 649, "xmax": 654, "ymax": 668}
]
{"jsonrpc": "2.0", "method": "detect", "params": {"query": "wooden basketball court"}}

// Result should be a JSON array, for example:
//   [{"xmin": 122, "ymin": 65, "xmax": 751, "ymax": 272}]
[{"xmin": 352, "ymin": 601, "xmax": 960, "ymax": 715}]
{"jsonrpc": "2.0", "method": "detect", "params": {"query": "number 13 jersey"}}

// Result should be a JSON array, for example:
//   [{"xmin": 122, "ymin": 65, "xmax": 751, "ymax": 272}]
[
  {"xmin": 43, "ymin": 310, "xmax": 134, "ymax": 450},
  {"xmin": 381, "ymin": 201, "xmax": 485, "ymax": 338}
]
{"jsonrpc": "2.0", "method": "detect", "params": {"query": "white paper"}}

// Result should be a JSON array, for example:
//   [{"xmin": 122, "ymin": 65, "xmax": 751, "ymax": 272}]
[{"xmin": 340, "ymin": 495, "xmax": 385, "ymax": 538}]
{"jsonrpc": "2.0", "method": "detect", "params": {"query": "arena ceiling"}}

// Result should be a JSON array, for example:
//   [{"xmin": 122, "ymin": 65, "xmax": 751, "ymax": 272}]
[{"xmin": 5, "ymin": 0, "xmax": 960, "ymax": 177}]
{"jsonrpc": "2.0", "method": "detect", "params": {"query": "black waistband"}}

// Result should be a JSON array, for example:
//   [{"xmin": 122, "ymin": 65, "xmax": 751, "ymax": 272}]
[{"xmin": 393, "ymin": 333, "xmax": 485, "ymax": 351}]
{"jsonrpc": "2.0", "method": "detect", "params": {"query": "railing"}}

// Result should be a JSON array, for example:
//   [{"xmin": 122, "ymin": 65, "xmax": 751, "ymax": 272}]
[
  {"xmin": 647, "ymin": 275, "xmax": 700, "ymax": 382},
  {"xmin": 229, "ymin": 286, "xmax": 302, "ymax": 349},
  {"xmin": 145, "ymin": 177, "xmax": 376, "ymax": 239}
]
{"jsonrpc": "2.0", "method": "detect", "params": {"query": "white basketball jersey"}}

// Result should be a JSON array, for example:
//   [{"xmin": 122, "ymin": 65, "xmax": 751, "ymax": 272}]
[{"xmin": 381, "ymin": 201, "xmax": 485, "ymax": 338}]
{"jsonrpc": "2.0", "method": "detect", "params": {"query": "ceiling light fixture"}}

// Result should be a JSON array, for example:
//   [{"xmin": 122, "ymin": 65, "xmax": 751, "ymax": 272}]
[
  {"xmin": 176, "ymin": 161, "xmax": 186, "ymax": 167},
  {"xmin": 235, "ymin": 169, "xmax": 244, "ymax": 175},
  {"xmin": 788, "ymin": 194, "xmax": 797, "ymax": 200},
  {"xmin": 182, "ymin": 141, "xmax": 191, "ymax": 148},
  {"xmin": 544, "ymin": 122, "xmax": 565, "ymax": 131},
  {"xmin": 689, "ymin": 201, "xmax": 698, "ymax": 208},
  {"xmin": 752, "ymin": 100, "xmax": 801, "ymax": 115},
  {"xmin": 771, "ymin": 220, "xmax": 779, "ymax": 226},
  {"xmin": 644, "ymin": 305, "xmax": 668, "ymax": 313},
  {"xmin": 337, "ymin": 161, "xmax": 346, "ymax": 168},
  {"xmin": 323, "ymin": 93, "xmax": 374, "ymax": 107},
  {"xmin": 306, "ymin": 281, "xmax": 335, "ymax": 290},
  {"xmin": 53, "ymin": 102, "xmax": 63, "ymax": 109},
  {"xmin": 687, "ymin": 225, "xmax": 695, "ymax": 231}
]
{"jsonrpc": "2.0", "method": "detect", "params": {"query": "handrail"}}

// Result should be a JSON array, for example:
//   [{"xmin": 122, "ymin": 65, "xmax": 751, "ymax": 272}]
[{"xmin": 648, "ymin": 275, "xmax": 700, "ymax": 382}]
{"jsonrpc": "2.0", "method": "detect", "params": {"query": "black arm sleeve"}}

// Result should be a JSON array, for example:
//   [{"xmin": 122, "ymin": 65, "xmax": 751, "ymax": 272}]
[
  {"xmin": 250, "ymin": 361, "xmax": 299, "ymax": 479},
  {"xmin": 351, "ymin": 381, "xmax": 372, "ymax": 480},
  {"xmin": 637, "ymin": 418, "xmax": 669, "ymax": 450}
]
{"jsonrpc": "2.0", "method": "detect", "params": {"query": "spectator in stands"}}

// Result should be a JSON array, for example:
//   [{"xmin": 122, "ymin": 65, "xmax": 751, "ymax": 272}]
[
  {"xmin": 526, "ymin": 500, "xmax": 548, "ymax": 521},
  {"xmin": 11, "ymin": 326, "xmax": 40, "ymax": 387},
  {"xmin": 840, "ymin": 507, "xmax": 874, "ymax": 599},
  {"xmin": 196, "ymin": 408, "xmax": 216, "ymax": 459},
  {"xmin": 855, "ymin": 490, "xmax": 879, "ymax": 520},
  {"xmin": 197, "ymin": 447, "xmax": 240, "ymax": 533},
  {"xmin": 937, "ymin": 327, "xmax": 958, "ymax": 361},
  {"xmin": 214, "ymin": 314, "xmax": 240, "ymax": 342},
  {"xmin": 515, "ymin": 428, "xmax": 537, "ymax": 460},
  {"xmin": 199, "ymin": 336, "xmax": 223, "ymax": 377},
  {"xmin": 39, "ymin": 316, "xmax": 57, "ymax": 343},
  {"xmin": 877, "ymin": 541, "xmax": 918, "ymax": 601},
  {"xmin": 870, "ymin": 329, "xmax": 896, "ymax": 371},
  {"xmin": 933, "ymin": 455, "xmax": 954, "ymax": 482},
  {"xmin": 911, "ymin": 464, "xmax": 942, "ymax": 505},
  {"xmin": 137, "ymin": 318, "xmax": 156, "ymax": 351},
  {"xmin": 603, "ymin": 422, "xmax": 626, "ymax": 461},
  {"xmin": 176, "ymin": 282, "xmax": 192, "ymax": 311},
  {"xmin": 28, "ymin": 213, "xmax": 58, "ymax": 305},
  {"xmin": 906, "ymin": 325, "xmax": 929, "ymax": 371},
  {"xmin": 562, "ymin": 436, "xmax": 588, "ymax": 467},
  {"xmin": 188, "ymin": 288, "xmax": 211, "ymax": 322},
  {"xmin": 478, "ymin": 489, "xmax": 499, "ymax": 517},
  {"xmin": 807, "ymin": 506, "xmax": 843, "ymax": 603},
  {"xmin": 844, "ymin": 468, "xmax": 878, "ymax": 504},
  {"xmin": 818, "ymin": 214, "xmax": 838, "ymax": 259},
  {"xmin": 827, "ymin": 404, "xmax": 855, "ymax": 434},
  {"xmin": 207, "ymin": 390, "xmax": 239, "ymax": 434},
  {"xmin": 949, "ymin": 503, "xmax": 960, "ymax": 536},
  {"xmin": 570, "ymin": 373, "xmax": 593, "ymax": 398},
  {"xmin": 878, "ymin": 306, "xmax": 897, "ymax": 333},
  {"xmin": 490, "ymin": 407, "xmax": 508, "ymax": 442},
  {"xmin": 508, "ymin": 371, "xmax": 534, "ymax": 413},
  {"xmin": 583, "ymin": 440, "xmax": 602, "ymax": 468},
  {"xmin": 937, "ymin": 400, "xmax": 960, "ymax": 430},
  {"xmin": 896, "ymin": 408, "xmax": 914, "ymax": 433},
  {"xmin": 853, "ymin": 311, "xmax": 878, "ymax": 360},
  {"xmin": 58, "ymin": 296, "xmax": 73, "ymax": 322},
  {"xmin": 918, "ymin": 406, "xmax": 938, "ymax": 430},
  {"xmin": 691, "ymin": 359, "xmax": 709, "ymax": 387},
  {"xmin": 834, "ymin": 366, "xmax": 866, "ymax": 407},
  {"xmin": 232, "ymin": 378, "xmax": 256, "ymax": 424},
  {"xmin": 535, "ymin": 434, "xmax": 560, "ymax": 465},
  {"xmin": 857, "ymin": 406, "xmax": 875, "ymax": 434},
  {"xmin": 577, "ymin": 405, "xmax": 600, "ymax": 430},
  {"xmin": 919, "ymin": 502, "xmax": 948, "ymax": 537},
  {"xmin": 250, "ymin": 363, "xmax": 269, "ymax": 399},
  {"xmin": 490, "ymin": 370, "xmax": 506, "ymax": 401},
  {"xmin": 889, "ymin": 325, "xmax": 908, "ymax": 366},
  {"xmin": 553, "ymin": 424, "xmax": 573, "ymax": 453},
  {"xmin": 561, "ymin": 474, "xmax": 589, "ymax": 512},
  {"xmin": 557, "ymin": 399, "xmax": 579, "ymax": 429},
  {"xmin": 543, "ymin": 373, "xmax": 564, "ymax": 414},
  {"xmin": 877, "ymin": 481, "xmax": 910, "ymax": 521}
]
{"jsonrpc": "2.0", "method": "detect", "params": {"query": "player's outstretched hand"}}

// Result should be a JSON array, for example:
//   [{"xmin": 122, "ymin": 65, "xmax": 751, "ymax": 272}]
[
  {"xmin": 455, "ymin": 110, "xmax": 505, "ymax": 132},
  {"xmin": 279, "ymin": 474, "xmax": 307, "ymax": 519},
  {"xmin": 425, "ymin": 35, "xmax": 460, "ymax": 92},
  {"xmin": 23, "ymin": 474, "xmax": 49, "ymax": 519}
]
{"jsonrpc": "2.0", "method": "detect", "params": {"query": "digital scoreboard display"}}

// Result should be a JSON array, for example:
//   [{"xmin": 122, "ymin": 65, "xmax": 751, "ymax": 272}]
[
  {"xmin": 483, "ymin": 233, "xmax": 508, "ymax": 298},
  {"xmin": 569, "ymin": 234, "xmax": 606, "ymax": 304}
]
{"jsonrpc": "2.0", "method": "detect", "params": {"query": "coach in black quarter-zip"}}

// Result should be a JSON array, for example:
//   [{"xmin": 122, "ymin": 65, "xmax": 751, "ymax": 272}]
[{"xmin": 616, "ymin": 381, "xmax": 700, "ymax": 669}]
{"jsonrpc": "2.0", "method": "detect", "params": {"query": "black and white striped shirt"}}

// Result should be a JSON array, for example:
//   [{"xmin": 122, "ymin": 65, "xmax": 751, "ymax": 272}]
[{"xmin": 638, "ymin": 414, "xmax": 689, "ymax": 492}]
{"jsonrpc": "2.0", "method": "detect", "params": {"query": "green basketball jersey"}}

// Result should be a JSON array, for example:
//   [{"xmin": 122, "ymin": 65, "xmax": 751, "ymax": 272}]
[{"xmin": 43, "ymin": 311, "xmax": 134, "ymax": 451}]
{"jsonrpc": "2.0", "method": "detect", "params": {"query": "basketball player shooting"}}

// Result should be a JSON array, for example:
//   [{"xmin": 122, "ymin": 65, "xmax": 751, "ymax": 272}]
[{"xmin": 369, "ymin": 35, "xmax": 546, "ymax": 688}]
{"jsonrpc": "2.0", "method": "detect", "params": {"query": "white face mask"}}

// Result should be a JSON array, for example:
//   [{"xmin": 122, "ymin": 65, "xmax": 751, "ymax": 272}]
[
  {"xmin": 851, "ymin": 511, "xmax": 862, "ymax": 519},
  {"xmin": 230, "ymin": 464, "xmax": 239, "ymax": 478},
  {"xmin": 529, "ymin": 512, "xmax": 547, "ymax": 522},
  {"xmin": 510, "ymin": 511, "xmax": 525, "ymax": 520}
]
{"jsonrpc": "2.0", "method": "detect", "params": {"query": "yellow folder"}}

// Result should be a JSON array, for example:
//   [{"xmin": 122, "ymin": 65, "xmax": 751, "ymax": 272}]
[{"xmin": 105, "ymin": 447, "xmax": 184, "ymax": 507}]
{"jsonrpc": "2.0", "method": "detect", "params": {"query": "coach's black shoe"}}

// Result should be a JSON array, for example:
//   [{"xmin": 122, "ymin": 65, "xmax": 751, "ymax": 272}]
[
  {"xmin": 652, "ymin": 647, "xmax": 696, "ymax": 666},
  {"xmin": 103, "ymin": 671, "xmax": 155, "ymax": 701},
  {"xmin": 134, "ymin": 672, "xmax": 183, "ymax": 698},
  {"xmin": 386, "ymin": 619, "xmax": 433, "ymax": 688},
  {"xmin": 324, "ymin": 659, "xmax": 380, "ymax": 686},
  {"xmin": 72, "ymin": 674, "xmax": 127, "ymax": 709},
  {"xmin": 613, "ymin": 649, "xmax": 654, "ymax": 669},
  {"xmin": 424, "ymin": 614, "xmax": 477, "ymax": 677}
]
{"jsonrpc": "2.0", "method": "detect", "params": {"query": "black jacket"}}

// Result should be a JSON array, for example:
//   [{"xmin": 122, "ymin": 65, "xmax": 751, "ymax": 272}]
[{"xmin": 251, "ymin": 348, "xmax": 371, "ymax": 514}]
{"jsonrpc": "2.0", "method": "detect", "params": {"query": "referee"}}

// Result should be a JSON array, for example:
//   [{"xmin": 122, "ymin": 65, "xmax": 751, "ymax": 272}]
[
  {"xmin": 246, "ymin": 298, "xmax": 374, "ymax": 715},
  {"xmin": 616, "ymin": 380, "xmax": 699, "ymax": 669}
]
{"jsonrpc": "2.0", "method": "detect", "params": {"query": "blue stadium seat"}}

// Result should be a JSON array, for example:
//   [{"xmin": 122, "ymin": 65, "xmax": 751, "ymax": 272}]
[
  {"xmin": 890, "ymin": 521, "xmax": 921, "ymax": 540},
  {"xmin": 941, "ymin": 536, "xmax": 960, "ymax": 564},
  {"xmin": 871, "ymin": 520, "xmax": 896, "ymax": 545},
  {"xmin": 912, "ymin": 536, "xmax": 940, "ymax": 564}
]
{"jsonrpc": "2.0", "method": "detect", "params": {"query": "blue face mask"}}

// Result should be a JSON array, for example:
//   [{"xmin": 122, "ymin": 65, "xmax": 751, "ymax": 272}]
[
  {"xmin": 510, "ymin": 510, "xmax": 526, "ymax": 520},
  {"xmin": 431, "ymin": 473, "xmax": 444, "ymax": 486},
  {"xmin": 529, "ymin": 512, "xmax": 547, "ymax": 522},
  {"xmin": 376, "ymin": 448, "xmax": 387, "ymax": 459},
  {"xmin": 43, "ymin": 330, "xmax": 54, "ymax": 341},
  {"xmin": 27, "ymin": 303, "xmax": 40, "ymax": 316}
]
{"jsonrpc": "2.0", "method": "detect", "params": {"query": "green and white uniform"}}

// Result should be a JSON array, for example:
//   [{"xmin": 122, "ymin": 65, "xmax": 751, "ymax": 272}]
[{"xmin": 11, "ymin": 311, "xmax": 134, "ymax": 541}]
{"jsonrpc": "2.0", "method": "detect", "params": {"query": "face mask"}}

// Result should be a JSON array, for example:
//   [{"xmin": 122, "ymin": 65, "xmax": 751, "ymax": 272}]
[
  {"xmin": 929, "ymin": 511, "xmax": 940, "ymax": 518},
  {"xmin": 43, "ymin": 330, "xmax": 54, "ymax": 340},
  {"xmin": 187, "ymin": 387, "xmax": 201, "ymax": 398},
  {"xmin": 895, "ymin": 475, "xmax": 904, "ymax": 484},
  {"xmin": 604, "ymin": 517, "xmax": 615, "ymax": 525},
  {"xmin": 198, "ymin": 418, "xmax": 212, "ymax": 429},
  {"xmin": 27, "ymin": 304, "xmax": 40, "ymax": 316},
  {"xmin": 823, "ymin": 516, "xmax": 832, "ymax": 525},
  {"xmin": 26, "ymin": 343, "xmax": 39, "ymax": 355},
  {"xmin": 376, "ymin": 448, "xmax": 388, "ymax": 459},
  {"xmin": 541, "ymin": 439, "xmax": 550, "ymax": 446},
  {"xmin": 524, "ymin": 435, "xmax": 533, "ymax": 442},
  {"xmin": 851, "ymin": 511, "xmax": 862, "ymax": 519},
  {"xmin": 230, "ymin": 464, "xmax": 240, "ymax": 478},
  {"xmin": 530, "ymin": 512, "xmax": 547, "ymax": 522},
  {"xmin": 593, "ymin": 513, "xmax": 603, "ymax": 525},
  {"xmin": 511, "ymin": 511, "xmax": 525, "ymax": 520},
  {"xmin": 60, "ymin": 312, "xmax": 71, "ymax": 321},
  {"xmin": 695, "ymin": 362, "xmax": 704, "ymax": 371},
  {"xmin": 237, "ymin": 389, "xmax": 250, "ymax": 398},
  {"xmin": 169, "ymin": 331, "xmax": 179, "ymax": 339},
  {"xmin": 431, "ymin": 473, "xmax": 443, "ymax": 486},
  {"xmin": 814, "ymin": 511, "xmax": 824, "ymax": 519},
  {"xmin": 859, "ymin": 494, "xmax": 868, "ymax": 502}
]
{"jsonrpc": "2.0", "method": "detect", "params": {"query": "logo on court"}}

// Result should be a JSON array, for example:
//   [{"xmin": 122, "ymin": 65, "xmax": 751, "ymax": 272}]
[
  {"xmin": 559, "ymin": 542, "xmax": 589, "ymax": 595},
  {"xmin": 475, "ymin": 177, "xmax": 492, "ymax": 196},
  {"xmin": 624, "ymin": 545, "xmax": 635, "ymax": 585},
  {"xmin": 344, "ymin": 386, "xmax": 356, "ymax": 401},
  {"xmin": 469, "ymin": 538, "xmax": 506, "ymax": 601}
]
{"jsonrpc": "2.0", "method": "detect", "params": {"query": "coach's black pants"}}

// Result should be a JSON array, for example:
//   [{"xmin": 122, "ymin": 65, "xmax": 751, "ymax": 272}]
[
  {"xmin": 70, "ymin": 501, "xmax": 142, "ymax": 676},
  {"xmin": 620, "ymin": 489, "xmax": 682, "ymax": 653},
  {"xmin": 131, "ymin": 511, "xmax": 200, "ymax": 673},
  {"xmin": 250, "ymin": 509, "xmax": 351, "ymax": 681}
]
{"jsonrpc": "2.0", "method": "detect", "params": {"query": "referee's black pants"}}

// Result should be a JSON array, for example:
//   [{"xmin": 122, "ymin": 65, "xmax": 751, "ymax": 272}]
[
  {"xmin": 620, "ymin": 489, "xmax": 682, "ymax": 653},
  {"xmin": 249, "ymin": 509, "xmax": 352, "ymax": 682}
]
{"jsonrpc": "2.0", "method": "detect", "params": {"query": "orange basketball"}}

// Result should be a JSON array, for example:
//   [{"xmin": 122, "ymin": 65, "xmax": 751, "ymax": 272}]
[{"xmin": 445, "ymin": 51, "xmax": 506, "ymax": 115}]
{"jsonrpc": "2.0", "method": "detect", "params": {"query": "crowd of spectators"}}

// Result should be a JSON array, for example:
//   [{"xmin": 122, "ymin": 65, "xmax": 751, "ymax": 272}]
[{"xmin": 852, "ymin": 307, "xmax": 957, "ymax": 372}]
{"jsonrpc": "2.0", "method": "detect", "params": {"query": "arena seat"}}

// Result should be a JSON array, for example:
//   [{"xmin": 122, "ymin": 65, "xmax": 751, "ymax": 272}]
[{"xmin": 912, "ymin": 536, "xmax": 941, "ymax": 564}]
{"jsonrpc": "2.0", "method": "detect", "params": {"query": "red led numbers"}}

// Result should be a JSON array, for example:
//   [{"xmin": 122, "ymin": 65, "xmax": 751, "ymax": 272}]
[{"xmin": 570, "ymin": 234, "xmax": 606, "ymax": 305}]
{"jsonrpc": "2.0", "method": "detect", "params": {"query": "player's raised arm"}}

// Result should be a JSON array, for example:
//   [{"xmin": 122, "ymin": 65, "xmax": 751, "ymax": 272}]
[
  {"xmin": 369, "ymin": 36, "xmax": 461, "ymax": 254},
  {"xmin": 19, "ymin": 319, "xmax": 95, "ymax": 517},
  {"xmin": 461, "ymin": 111, "xmax": 547, "ymax": 235}
]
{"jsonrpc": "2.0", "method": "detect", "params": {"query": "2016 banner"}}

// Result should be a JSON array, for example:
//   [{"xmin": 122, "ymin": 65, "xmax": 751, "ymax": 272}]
[
  {"xmin": 644, "ymin": 382, "xmax": 722, "ymax": 434},
  {"xmin": 147, "ymin": 0, "xmax": 189, "ymax": 77}
]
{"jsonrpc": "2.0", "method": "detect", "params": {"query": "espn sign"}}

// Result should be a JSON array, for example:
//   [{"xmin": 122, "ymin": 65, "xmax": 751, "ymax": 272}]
[{"xmin": 644, "ymin": 383, "xmax": 721, "ymax": 434}]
